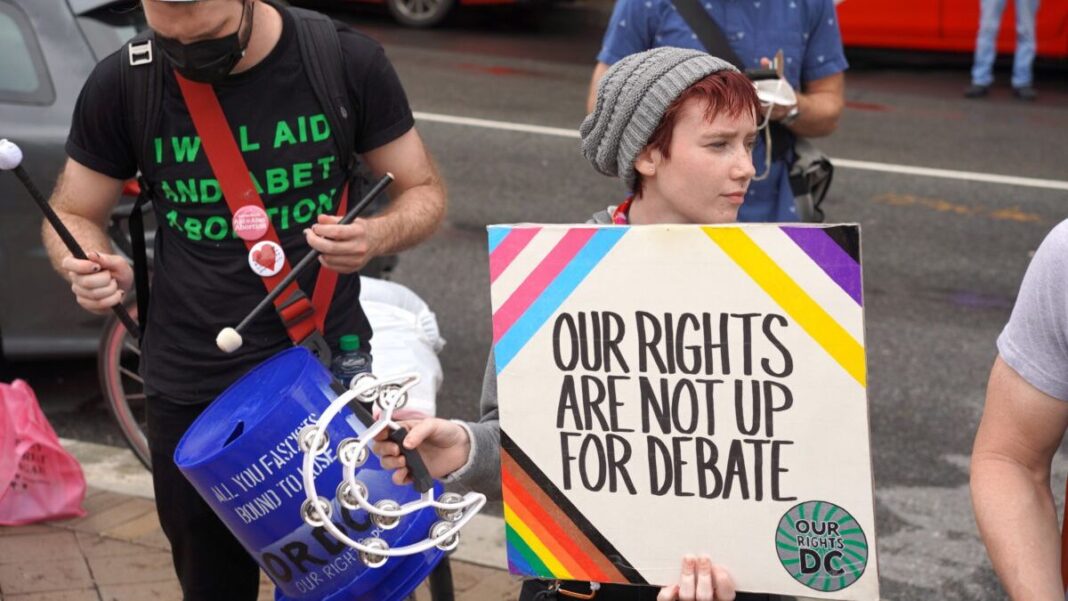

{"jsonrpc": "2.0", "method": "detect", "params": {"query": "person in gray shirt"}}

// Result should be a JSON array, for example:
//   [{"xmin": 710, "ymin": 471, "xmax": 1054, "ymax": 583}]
[{"xmin": 971, "ymin": 219, "xmax": 1068, "ymax": 600}]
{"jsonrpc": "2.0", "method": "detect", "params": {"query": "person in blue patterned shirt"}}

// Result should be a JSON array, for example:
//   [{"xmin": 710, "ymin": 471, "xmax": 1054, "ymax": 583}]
[{"xmin": 587, "ymin": 0, "xmax": 848, "ymax": 222}]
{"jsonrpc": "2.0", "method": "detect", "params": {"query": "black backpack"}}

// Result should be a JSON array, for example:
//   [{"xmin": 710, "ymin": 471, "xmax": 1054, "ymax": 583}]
[{"xmin": 118, "ymin": 6, "xmax": 358, "ymax": 330}]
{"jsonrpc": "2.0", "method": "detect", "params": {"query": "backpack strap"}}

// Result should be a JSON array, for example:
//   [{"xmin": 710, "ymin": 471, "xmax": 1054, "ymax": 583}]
[
  {"xmin": 287, "ymin": 6, "xmax": 363, "ymax": 333},
  {"xmin": 128, "ymin": 182, "xmax": 152, "ymax": 335},
  {"xmin": 119, "ymin": 32, "xmax": 165, "ymax": 176},
  {"xmin": 287, "ymin": 6, "xmax": 356, "ymax": 174},
  {"xmin": 118, "ymin": 33, "xmax": 165, "ymax": 336}
]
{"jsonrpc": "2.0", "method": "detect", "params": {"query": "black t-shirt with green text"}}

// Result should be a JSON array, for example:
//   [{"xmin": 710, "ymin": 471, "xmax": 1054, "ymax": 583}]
[{"xmin": 66, "ymin": 7, "xmax": 415, "ymax": 403}]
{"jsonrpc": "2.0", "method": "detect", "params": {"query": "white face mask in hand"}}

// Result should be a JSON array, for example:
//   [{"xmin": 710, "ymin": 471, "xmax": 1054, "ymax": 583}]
[
  {"xmin": 752, "ymin": 78, "xmax": 799, "ymax": 181},
  {"xmin": 754, "ymin": 77, "xmax": 798, "ymax": 108}
]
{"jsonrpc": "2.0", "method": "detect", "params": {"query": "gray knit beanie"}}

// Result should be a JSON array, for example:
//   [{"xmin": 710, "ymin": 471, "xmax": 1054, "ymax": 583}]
[{"xmin": 580, "ymin": 47, "xmax": 738, "ymax": 189}]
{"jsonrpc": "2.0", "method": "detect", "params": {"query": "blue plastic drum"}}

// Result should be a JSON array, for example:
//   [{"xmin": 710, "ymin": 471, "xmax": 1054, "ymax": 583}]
[{"xmin": 174, "ymin": 347, "xmax": 445, "ymax": 601}]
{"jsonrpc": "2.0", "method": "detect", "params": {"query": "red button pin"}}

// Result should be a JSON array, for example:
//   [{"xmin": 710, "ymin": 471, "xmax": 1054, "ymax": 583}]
[{"xmin": 233, "ymin": 205, "xmax": 269, "ymax": 241}]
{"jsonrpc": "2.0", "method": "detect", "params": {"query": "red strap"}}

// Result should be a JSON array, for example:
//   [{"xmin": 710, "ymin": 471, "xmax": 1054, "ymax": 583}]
[
  {"xmin": 175, "ymin": 75, "xmax": 342, "ymax": 345},
  {"xmin": 611, "ymin": 196, "xmax": 634, "ymax": 225}
]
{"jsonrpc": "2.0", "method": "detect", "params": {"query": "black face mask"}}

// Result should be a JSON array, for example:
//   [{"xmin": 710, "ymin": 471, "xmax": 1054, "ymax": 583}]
[{"xmin": 155, "ymin": 0, "xmax": 254, "ymax": 84}]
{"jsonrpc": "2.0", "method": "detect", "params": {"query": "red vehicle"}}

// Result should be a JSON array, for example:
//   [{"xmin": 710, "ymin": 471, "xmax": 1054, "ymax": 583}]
[
  {"xmin": 836, "ymin": 0, "xmax": 1068, "ymax": 59},
  {"xmin": 351, "ymin": 0, "xmax": 539, "ymax": 28}
]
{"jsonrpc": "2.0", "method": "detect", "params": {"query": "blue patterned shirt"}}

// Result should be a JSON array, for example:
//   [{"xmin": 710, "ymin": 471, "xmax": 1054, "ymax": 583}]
[{"xmin": 598, "ymin": 0, "xmax": 848, "ymax": 222}]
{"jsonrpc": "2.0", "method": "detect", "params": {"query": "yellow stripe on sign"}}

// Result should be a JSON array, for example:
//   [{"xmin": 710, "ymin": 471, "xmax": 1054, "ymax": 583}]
[
  {"xmin": 503, "ymin": 504, "xmax": 573, "ymax": 580},
  {"xmin": 703, "ymin": 227, "xmax": 866, "ymax": 387}
]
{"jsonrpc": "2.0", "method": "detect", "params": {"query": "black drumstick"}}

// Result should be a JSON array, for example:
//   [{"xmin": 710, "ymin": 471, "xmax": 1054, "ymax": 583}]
[{"xmin": 0, "ymin": 139, "xmax": 141, "ymax": 338}]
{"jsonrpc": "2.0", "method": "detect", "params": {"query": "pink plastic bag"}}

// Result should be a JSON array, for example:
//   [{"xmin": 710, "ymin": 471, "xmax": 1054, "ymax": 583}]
[
  {"xmin": 0, "ymin": 386, "xmax": 15, "ymax": 493},
  {"xmin": 0, "ymin": 379, "xmax": 87, "ymax": 525}
]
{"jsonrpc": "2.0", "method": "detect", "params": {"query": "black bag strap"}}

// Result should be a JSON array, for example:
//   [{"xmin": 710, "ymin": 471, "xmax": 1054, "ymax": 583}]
[
  {"xmin": 119, "ymin": 32, "xmax": 164, "ymax": 335},
  {"xmin": 128, "ymin": 183, "xmax": 152, "ymax": 332},
  {"xmin": 120, "ymin": 31, "xmax": 165, "ymax": 177},
  {"xmin": 289, "ymin": 6, "xmax": 357, "ymax": 173},
  {"xmin": 669, "ymin": 0, "xmax": 744, "ymax": 69},
  {"xmin": 669, "ymin": 0, "xmax": 792, "ymax": 162}
]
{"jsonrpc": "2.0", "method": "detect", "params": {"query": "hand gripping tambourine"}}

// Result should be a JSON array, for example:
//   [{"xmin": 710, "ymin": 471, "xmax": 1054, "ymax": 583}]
[{"xmin": 297, "ymin": 372, "xmax": 486, "ymax": 568}]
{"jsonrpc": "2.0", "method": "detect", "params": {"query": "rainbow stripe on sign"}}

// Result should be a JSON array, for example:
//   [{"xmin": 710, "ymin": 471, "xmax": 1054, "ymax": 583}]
[
  {"xmin": 488, "ymin": 226, "xmax": 628, "ymax": 373},
  {"xmin": 501, "ymin": 432, "xmax": 646, "ymax": 584}
]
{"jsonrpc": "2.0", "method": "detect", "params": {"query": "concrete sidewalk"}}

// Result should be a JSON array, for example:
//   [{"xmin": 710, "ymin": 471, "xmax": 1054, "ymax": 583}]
[{"xmin": 0, "ymin": 440, "xmax": 521, "ymax": 601}]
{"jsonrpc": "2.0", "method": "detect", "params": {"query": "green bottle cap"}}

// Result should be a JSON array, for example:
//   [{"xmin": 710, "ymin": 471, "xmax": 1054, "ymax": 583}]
[{"xmin": 339, "ymin": 334, "xmax": 361, "ymax": 352}]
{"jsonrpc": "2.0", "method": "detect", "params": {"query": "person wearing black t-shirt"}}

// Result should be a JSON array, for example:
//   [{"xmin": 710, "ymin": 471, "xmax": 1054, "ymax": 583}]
[{"xmin": 42, "ymin": 0, "xmax": 445, "ymax": 598}]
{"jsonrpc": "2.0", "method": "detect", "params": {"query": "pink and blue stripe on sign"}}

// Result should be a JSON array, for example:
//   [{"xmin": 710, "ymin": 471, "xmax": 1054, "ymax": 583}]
[
  {"xmin": 489, "ymin": 227, "xmax": 541, "ymax": 283},
  {"xmin": 487, "ymin": 226, "xmax": 512, "ymax": 255},
  {"xmin": 489, "ymin": 226, "xmax": 628, "ymax": 373}
]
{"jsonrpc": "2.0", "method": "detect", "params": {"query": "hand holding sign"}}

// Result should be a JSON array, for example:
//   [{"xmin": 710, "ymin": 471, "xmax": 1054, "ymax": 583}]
[{"xmin": 656, "ymin": 556, "xmax": 736, "ymax": 601}]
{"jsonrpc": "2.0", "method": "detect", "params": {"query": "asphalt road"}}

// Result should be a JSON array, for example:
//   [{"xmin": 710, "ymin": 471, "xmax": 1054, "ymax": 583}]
[{"xmin": 7, "ymin": 3, "xmax": 1068, "ymax": 599}]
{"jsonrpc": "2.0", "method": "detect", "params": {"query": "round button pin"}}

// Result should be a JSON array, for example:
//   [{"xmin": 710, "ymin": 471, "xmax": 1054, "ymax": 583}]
[
  {"xmin": 233, "ymin": 205, "xmax": 269, "ymax": 241},
  {"xmin": 248, "ymin": 240, "xmax": 284, "ymax": 277},
  {"xmin": 776, "ymin": 500, "xmax": 868, "ymax": 592}
]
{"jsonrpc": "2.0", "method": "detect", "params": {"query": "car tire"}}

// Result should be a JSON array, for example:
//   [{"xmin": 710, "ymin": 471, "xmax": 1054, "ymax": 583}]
[{"xmin": 385, "ymin": 0, "xmax": 455, "ymax": 28}]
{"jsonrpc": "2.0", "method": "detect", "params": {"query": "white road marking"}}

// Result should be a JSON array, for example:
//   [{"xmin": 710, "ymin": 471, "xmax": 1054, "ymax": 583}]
[
  {"xmin": 414, "ymin": 111, "xmax": 1068, "ymax": 192},
  {"xmin": 415, "ymin": 111, "xmax": 581, "ymax": 139},
  {"xmin": 832, "ymin": 158, "xmax": 1068, "ymax": 192}
]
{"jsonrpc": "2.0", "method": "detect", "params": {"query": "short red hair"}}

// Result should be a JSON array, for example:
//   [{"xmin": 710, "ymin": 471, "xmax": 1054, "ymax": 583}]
[{"xmin": 633, "ymin": 70, "xmax": 761, "ymax": 196}]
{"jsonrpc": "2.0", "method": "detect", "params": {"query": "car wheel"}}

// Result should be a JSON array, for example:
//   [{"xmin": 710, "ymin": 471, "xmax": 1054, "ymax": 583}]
[{"xmin": 385, "ymin": 0, "xmax": 455, "ymax": 28}]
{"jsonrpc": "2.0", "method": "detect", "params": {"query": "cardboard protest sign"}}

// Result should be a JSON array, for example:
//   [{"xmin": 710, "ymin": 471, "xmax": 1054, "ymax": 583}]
[{"xmin": 488, "ymin": 224, "xmax": 878, "ymax": 600}]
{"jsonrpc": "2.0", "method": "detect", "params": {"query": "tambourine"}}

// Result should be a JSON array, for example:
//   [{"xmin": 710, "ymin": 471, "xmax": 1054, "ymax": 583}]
[{"xmin": 176, "ymin": 347, "xmax": 485, "ymax": 601}]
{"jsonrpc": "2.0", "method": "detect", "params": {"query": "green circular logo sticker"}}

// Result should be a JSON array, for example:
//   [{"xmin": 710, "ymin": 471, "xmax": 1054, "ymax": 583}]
[{"xmin": 775, "ymin": 500, "xmax": 868, "ymax": 592}]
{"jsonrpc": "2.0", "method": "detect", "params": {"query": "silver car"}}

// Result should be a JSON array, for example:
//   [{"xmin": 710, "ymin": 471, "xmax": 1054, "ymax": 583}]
[{"xmin": 0, "ymin": 0, "xmax": 145, "ymax": 360}]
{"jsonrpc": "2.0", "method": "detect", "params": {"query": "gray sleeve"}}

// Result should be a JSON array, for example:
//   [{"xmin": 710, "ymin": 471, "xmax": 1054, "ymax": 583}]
[
  {"xmin": 997, "ymin": 220, "xmax": 1068, "ymax": 401},
  {"xmin": 443, "ymin": 353, "xmax": 502, "ymax": 500}
]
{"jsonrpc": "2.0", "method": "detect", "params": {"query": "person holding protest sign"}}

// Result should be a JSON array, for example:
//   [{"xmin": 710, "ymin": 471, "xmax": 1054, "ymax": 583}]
[
  {"xmin": 376, "ymin": 47, "xmax": 778, "ymax": 601},
  {"xmin": 971, "ymin": 220, "xmax": 1068, "ymax": 599},
  {"xmin": 585, "ymin": 0, "xmax": 847, "ymax": 223}
]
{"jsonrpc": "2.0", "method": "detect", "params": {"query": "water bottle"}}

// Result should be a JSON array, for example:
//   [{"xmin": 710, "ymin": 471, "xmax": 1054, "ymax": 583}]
[{"xmin": 331, "ymin": 334, "xmax": 373, "ymax": 389}]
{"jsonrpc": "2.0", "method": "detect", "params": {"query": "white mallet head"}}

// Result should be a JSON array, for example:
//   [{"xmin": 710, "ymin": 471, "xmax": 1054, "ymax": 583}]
[
  {"xmin": 216, "ymin": 327, "xmax": 244, "ymax": 353},
  {"xmin": 0, "ymin": 139, "xmax": 23, "ymax": 171}
]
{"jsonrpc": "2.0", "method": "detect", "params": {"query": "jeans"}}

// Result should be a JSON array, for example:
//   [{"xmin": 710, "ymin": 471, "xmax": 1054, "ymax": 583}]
[{"xmin": 971, "ymin": 0, "xmax": 1042, "ymax": 88}]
